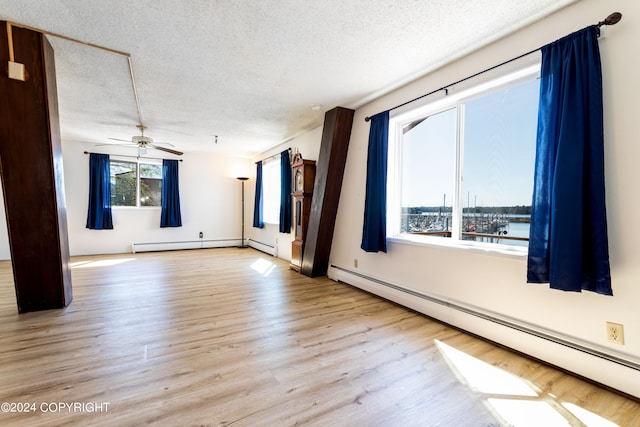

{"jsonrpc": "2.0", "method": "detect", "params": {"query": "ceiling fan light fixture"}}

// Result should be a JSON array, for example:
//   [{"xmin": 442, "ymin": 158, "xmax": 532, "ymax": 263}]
[
  {"xmin": 138, "ymin": 146, "xmax": 147, "ymax": 156},
  {"xmin": 132, "ymin": 135, "xmax": 153, "ymax": 144}
]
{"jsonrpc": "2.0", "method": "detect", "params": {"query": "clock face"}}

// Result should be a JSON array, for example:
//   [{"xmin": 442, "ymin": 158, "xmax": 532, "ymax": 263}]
[{"xmin": 295, "ymin": 169, "xmax": 303, "ymax": 191}]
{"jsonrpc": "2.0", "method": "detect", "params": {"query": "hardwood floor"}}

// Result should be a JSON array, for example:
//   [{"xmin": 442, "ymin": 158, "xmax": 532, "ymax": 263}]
[{"xmin": 0, "ymin": 248, "xmax": 638, "ymax": 426}]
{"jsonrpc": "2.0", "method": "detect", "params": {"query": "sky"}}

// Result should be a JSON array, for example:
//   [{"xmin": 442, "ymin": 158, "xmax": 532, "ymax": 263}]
[{"xmin": 400, "ymin": 77, "xmax": 539, "ymax": 208}]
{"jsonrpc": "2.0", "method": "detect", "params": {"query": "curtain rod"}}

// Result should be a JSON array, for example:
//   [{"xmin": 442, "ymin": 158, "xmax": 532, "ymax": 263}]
[
  {"xmin": 83, "ymin": 151, "xmax": 183, "ymax": 162},
  {"xmin": 255, "ymin": 147, "xmax": 292, "ymax": 164},
  {"xmin": 364, "ymin": 12, "xmax": 622, "ymax": 122}
]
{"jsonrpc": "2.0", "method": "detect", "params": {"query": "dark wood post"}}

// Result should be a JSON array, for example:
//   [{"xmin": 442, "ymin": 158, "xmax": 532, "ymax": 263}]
[
  {"xmin": 0, "ymin": 22, "xmax": 73, "ymax": 312},
  {"xmin": 301, "ymin": 107, "xmax": 354, "ymax": 277}
]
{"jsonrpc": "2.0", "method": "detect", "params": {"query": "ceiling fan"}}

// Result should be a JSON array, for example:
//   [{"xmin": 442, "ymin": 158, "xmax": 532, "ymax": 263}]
[{"xmin": 107, "ymin": 125, "xmax": 183, "ymax": 156}]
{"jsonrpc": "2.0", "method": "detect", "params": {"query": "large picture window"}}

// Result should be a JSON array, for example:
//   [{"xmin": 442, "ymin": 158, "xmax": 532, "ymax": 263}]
[
  {"xmin": 389, "ymin": 64, "xmax": 539, "ymax": 249},
  {"xmin": 110, "ymin": 159, "xmax": 162, "ymax": 207}
]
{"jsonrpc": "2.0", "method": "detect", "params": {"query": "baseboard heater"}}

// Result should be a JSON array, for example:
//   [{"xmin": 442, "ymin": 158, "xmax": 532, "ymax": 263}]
[
  {"xmin": 132, "ymin": 239, "xmax": 240, "ymax": 253},
  {"xmin": 248, "ymin": 239, "xmax": 276, "ymax": 256},
  {"xmin": 329, "ymin": 264, "xmax": 640, "ymax": 373}
]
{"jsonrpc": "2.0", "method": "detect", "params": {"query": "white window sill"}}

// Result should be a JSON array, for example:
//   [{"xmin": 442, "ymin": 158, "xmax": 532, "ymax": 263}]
[{"xmin": 387, "ymin": 234, "xmax": 528, "ymax": 260}]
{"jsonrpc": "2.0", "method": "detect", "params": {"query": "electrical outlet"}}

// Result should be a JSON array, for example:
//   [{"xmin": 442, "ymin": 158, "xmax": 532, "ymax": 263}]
[
  {"xmin": 606, "ymin": 322, "xmax": 624, "ymax": 345},
  {"xmin": 199, "ymin": 232, "xmax": 203, "ymax": 239}
]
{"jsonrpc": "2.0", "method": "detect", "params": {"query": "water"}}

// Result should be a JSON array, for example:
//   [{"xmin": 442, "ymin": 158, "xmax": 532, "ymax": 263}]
[
  {"xmin": 401, "ymin": 213, "xmax": 531, "ymax": 248},
  {"xmin": 507, "ymin": 222, "xmax": 530, "ymax": 238},
  {"xmin": 505, "ymin": 221, "xmax": 530, "ymax": 248}
]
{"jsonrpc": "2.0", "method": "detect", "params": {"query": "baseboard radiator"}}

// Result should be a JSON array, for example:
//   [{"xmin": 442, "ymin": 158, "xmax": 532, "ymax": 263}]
[
  {"xmin": 248, "ymin": 239, "xmax": 277, "ymax": 256},
  {"xmin": 328, "ymin": 264, "xmax": 640, "ymax": 397},
  {"xmin": 131, "ymin": 239, "xmax": 240, "ymax": 253}
]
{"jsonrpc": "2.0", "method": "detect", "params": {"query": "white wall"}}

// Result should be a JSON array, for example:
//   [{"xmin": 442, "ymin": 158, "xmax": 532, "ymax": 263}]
[
  {"xmin": 328, "ymin": 0, "xmax": 640, "ymax": 397},
  {"xmin": 63, "ymin": 141, "xmax": 252, "ymax": 255},
  {"xmin": 0, "ymin": 140, "xmax": 252, "ymax": 258},
  {"xmin": 249, "ymin": 126, "xmax": 323, "ymax": 261}
]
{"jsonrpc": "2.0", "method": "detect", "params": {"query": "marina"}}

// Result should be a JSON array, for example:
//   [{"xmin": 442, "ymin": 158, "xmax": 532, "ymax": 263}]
[{"xmin": 402, "ymin": 212, "xmax": 530, "ymax": 247}]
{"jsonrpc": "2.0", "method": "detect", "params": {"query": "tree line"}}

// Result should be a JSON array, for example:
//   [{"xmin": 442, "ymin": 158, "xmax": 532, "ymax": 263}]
[{"xmin": 404, "ymin": 205, "xmax": 531, "ymax": 215}]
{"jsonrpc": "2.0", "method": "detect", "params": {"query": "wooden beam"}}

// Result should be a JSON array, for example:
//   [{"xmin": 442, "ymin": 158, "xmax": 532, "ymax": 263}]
[
  {"xmin": 301, "ymin": 107, "xmax": 354, "ymax": 277},
  {"xmin": 0, "ymin": 22, "xmax": 72, "ymax": 312}
]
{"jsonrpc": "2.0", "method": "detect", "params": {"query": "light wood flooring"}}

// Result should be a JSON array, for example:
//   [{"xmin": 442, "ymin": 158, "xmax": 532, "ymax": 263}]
[{"xmin": 0, "ymin": 248, "xmax": 638, "ymax": 426}]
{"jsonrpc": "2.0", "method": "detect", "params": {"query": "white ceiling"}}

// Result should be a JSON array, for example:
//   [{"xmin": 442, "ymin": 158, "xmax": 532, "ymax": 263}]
[{"xmin": 0, "ymin": 0, "xmax": 577, "ymax": 157}]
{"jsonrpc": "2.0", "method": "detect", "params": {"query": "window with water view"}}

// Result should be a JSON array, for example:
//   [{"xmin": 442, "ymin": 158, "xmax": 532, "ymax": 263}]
[{"xmin": 392, "ymin": 65, "xmax": 540, "ymax": 248}]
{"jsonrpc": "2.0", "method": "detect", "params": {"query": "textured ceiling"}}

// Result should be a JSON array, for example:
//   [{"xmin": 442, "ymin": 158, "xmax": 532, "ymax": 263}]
[{"xmin": 0, "ymin": 0, "xmax": 577, "ymax": 157}]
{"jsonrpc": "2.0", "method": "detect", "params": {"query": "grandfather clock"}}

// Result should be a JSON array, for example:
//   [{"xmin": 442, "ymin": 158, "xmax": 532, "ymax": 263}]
[{"xmin": 290, "ymin": 153, "xmax": 316, "ymax": 272}]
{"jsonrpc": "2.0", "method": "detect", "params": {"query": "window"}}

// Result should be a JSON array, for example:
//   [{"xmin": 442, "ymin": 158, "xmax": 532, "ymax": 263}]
[
  {"xmin": 389, "ymin": 64, "xmax": 540, "ymax": 248},
  {"xmin": 110, "ymin": 159, "xmax": 162, "ymax": 207},
  {"xmin": 139, "ymin": 164, "xmax": 162, "ymax": 206},
  {"xmin": 261, "ymin": 158, "xmax": 281, "ymax": 224}
]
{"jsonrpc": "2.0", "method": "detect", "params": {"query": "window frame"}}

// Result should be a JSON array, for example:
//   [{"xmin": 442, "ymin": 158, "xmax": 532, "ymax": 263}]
[
  {"xmin": 110, "ymin": 157, "xmax": 163, "ymax": 209},
  {"xmin": 387, "ymin": 62, "xmax": 541, "ymax": 255}
]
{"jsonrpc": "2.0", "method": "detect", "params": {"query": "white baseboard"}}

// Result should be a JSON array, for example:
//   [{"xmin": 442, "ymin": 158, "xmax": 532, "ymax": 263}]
[
  {"xmin": 248, "ymin": 239, "xmax": 277, "ymax": 256},
  {"xmin": 131, "ymin": 239, "xmax": 240, "ymax": 253}
]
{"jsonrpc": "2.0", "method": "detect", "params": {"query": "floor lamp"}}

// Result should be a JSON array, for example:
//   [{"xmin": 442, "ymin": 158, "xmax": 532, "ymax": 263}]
[{"xmin": 237, "ymin": 177, "xmax": 249, "ymax": 248}]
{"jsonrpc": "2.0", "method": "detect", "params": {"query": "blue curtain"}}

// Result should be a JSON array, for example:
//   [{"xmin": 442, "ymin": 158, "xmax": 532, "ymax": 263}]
[
  {"xmin": 279, "ymin": 150, "xmax": 292, "ymax": 233},
  {"xmin": 253, "ymin": 161, "xmax": 264, "ymax": 228},
  {"xmin": 86, "ymin": 153, "xmax": 113, "ymax": 230},
  {"xmin": 527, "ymin": 26, "xmax": 611, "ymax": 295},
  {"xmin": 361, "ymin": 111, "xmax": 389, "ymax": 253},
  {"xmin": 160, "ymin": 159, "xmax": 182, "ymax": 228}
]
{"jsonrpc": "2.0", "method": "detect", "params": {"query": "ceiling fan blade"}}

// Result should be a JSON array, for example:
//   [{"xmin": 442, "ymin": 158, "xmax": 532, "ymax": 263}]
[
  {"xmin": 152, "ymin": 145, "xmax": 183, "ymax": 156},
  {"xmin": 151, "ymin": 141, "xmax": 175, "ymax": 147},
  {"xmin": 96, "ymin": 142, "xmax": 137, "ymax": 147},
  {"xmin": 108, "ymin": 137, "xmax": 132, "ymax": 143}
]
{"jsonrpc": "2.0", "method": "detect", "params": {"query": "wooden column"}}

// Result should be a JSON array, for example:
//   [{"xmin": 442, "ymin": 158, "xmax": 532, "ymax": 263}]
[
  {"xmin": 0, "ymin": 22, "xmax": 73, "ymax": 312},
  {"xmin": 301, "ymin": 107, "xmax": 354, "ymax": 277}
]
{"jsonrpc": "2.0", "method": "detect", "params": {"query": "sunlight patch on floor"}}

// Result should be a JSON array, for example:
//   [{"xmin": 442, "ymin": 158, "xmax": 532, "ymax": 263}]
[
  {"xmin": 434, "ymin": 339, "xmax": 620, "ymax": 427},
  {"xmin": 250, "ymin": 258, "xmax": 276, "ymax": 276},
  {"xmin": 488, "ymin": 399, "xmax": 571, "ymax": 426},
  {"xmin": 562, "ymin": 402, "xmax": 621, "ymax": 427},
  {"xmin": 435, "ymin": 339, "xmax": 538, "ymax": 396},
  {"xmin": 70, "ymin": 258, "xmax": 136, "ymax": 268}
]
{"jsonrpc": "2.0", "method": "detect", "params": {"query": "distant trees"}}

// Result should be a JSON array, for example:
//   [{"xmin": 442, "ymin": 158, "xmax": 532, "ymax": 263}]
[
  {"xmin": 463, "ymin": 205, "xmax": 531, "ymax": 215},
  {"xmin": 403, "ymin": 205, "xmax": 531, "ymax": 215}
]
